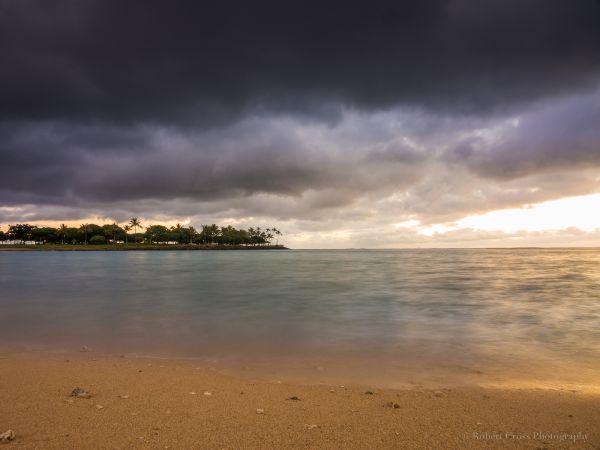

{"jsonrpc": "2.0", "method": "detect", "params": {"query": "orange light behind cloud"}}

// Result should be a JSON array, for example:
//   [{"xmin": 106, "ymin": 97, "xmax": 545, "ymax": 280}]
[{"xmin": 456, "ymin": 192, "xmax": 600, "ymax": 233}]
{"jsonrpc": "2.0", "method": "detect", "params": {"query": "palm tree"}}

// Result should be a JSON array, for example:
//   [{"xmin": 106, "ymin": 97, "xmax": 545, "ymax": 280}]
[
  {"xmin": 79, "ymin": 224, "xmax": 90, "ymax": 245},
  {"xmin": 188, "ymin": 226, "xmax": 196, "ymax": 244},
  {"xmin": 256, "ymin": 226, "xmax": 263, "ymax": 246},
  {"xmin": 59, "ymin": 223, "xmax": 68, "ymax": 244},
  {"xmin": 171, "ymin": 223, "xmax": 184, "ymax": 244},
  {"xmin": 123, "ymin": 225, "xmax": 131, "ymax": 245},
  {"xmin": 265, "ymin": 228, "xmax": 274, "ymax": 246},
  {"xmin": 129, "ymin": 218, "xmax": 141, "ymax": 243},
  {"xmin": 111, "ymin": 222, "xmax": 119, "ymax": 243},
  {"xmin": 272, "ymin": 228, "xmax": 282, "ymax": 245}
]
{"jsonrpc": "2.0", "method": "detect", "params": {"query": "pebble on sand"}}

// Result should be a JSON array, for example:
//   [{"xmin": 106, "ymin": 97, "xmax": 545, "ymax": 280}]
[
  {"xmin": 286, "ymin": 396, "xmax": 301, "ymax": 401},
  {"xmin": 256, "ymin": 408, "xmax": 265, "ymax": 414},
  {"xmin": 95, "ymin": 404, "xmax": 104, "ymax": 409},
  {"xmin": 189, "ymin": 391, "xmax": 196, "ymax": 395},
  {"xmin": 70, "ymin": 387, "xmax": 92, "ymax": 399},
  {"xmin": 0, "ymin": 430, "xmax": 15, "ymax": 442},
  {"xmin": 365, "ymin": 391, "xmax": 375, "ymax": 395},
  {"xmin": 203, "ymin": 391, "xmax": 212, "ymax": 396},
  {"xmin": 385, "ymin": 402, "xmax": 400, "ymax": 409},
  {"xmin": 304, "ymin": 424, "xmax": 319, "ymax": 430},
  {"xmin": 119, "ymin": 395, "xmax": 130, "ymax": 399}
]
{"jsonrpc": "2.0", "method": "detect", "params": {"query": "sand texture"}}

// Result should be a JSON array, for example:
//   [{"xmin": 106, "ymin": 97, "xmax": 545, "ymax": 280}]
[{"xmin": 0, "ymin": 351, "xmax": 599, "ymax": 449}]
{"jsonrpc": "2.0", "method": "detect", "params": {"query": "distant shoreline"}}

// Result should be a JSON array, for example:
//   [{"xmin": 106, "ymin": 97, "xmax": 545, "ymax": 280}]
[{"xmin": 0, "ymin": 244, "xmax": 289, "ymax": 251}]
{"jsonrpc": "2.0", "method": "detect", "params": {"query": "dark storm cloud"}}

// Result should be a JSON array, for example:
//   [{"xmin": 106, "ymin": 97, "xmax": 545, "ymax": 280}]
[
  {"xmin": 0, "ymin": 116, "xmax": 429, "ymax": 209},
  {"xmin": 445, "ymin": 91, "xmax": 600, "ymax": 179},
  {"xmin": 2, "ymin": 0, "xmax": 600, "ymax": 245},
  {"xmin": 1, "ymin": 0, "xmax": 600, "ymax": 123}
]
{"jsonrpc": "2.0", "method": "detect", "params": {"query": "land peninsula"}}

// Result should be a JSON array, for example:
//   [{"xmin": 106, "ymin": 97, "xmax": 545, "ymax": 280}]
[{"xmin": 0, "ymin": 219, "xmax": 287, "ymax": 250}]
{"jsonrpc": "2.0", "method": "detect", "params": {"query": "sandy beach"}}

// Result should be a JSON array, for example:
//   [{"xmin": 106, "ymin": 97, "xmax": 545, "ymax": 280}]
[{"xmin": 0, "ymin": 350, "xmax": 598, "ymax": 449}]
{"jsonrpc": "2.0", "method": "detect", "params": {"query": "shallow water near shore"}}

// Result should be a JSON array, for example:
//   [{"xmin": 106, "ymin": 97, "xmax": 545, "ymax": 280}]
[{"xmin": 1, "ymin": 249, "xmax": 600, "ymax": 389}]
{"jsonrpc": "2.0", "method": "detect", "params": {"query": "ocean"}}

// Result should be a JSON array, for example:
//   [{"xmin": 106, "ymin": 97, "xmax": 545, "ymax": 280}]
[{"xmin": 1, "ymin": 249, "xmax": 599, "ymax": 388}]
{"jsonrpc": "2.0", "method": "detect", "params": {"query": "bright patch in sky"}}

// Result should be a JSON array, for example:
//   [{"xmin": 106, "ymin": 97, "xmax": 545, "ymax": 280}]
[{"xmin": 456, "ymin": 192, "xmax": 600, "ymax": 233}]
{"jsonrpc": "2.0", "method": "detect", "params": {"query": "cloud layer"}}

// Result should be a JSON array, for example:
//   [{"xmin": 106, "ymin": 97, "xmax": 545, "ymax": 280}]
[{"xmin": 1, "ymin": 0, "xmax": 600, "ymax": 246}]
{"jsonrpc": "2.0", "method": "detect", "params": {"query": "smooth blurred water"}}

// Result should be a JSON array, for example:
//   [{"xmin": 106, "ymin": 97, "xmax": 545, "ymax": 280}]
[{"xmin": 1, "ymin": 249, "xmax": 600, "ymax": 387}]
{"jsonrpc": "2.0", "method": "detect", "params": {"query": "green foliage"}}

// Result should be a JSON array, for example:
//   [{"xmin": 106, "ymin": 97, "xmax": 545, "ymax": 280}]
[
  {"xmin": 145, "ymin": 225, "xmax": 171, "ymax": 243},
  {"xmin": 2, "ymin": 222, "xmax": 283, "ymax": 246},
  {"xmin": 170, "ymin": 223, "xmax": 187, "ymax": 244},
  {"xmin": 89, "ymin": 235, "xmax": 107, "ymax": 244},
  {"xmin": 78, "ymin": 223, "xmax": 103, "ymax": 243},
  {"xmin": 199, "ymin": 224, "xmax": 220, "ymax": 244},
  {"xmin": 31, "ymin": 227, "xmax": 60, "ymax": 243},
  {"xmin": 8, "ymin": 223, "xmax": 36, "ymax": 242},
  {"xmin": 102, "ymin": 223, "xmax": 126, "ymax": 242},
  {"xmin": 64, "ymin": 227, "xmax": 79, "ymax": 244}
]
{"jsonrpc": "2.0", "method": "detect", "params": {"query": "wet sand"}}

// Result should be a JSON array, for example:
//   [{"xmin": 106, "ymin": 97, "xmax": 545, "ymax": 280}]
[{"xmin": 1, "ymin": 350, "xmax": 599, "ymax": 449}]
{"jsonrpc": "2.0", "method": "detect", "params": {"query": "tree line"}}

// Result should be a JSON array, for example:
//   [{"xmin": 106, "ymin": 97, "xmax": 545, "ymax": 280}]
[{"xmin": 0, "ymin": 218, "xmax": 283, "ymax": 246}]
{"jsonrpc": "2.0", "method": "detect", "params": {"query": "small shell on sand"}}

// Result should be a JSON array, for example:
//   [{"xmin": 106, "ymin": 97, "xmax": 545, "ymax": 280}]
[
  {"xmin": 95, "ymin": 404, "xmax": 104, "ymax": 409},
  {"xmin": 189, "ymin": 391, "xmax": 196, "ymax": 395},
  {"xmin": 0, "ymin": 430, "xmax": 15, "ymax": 442},
  {"xmin": 256, "ymin": 408, "xmax": 265, "ymax": 414},
  {"xmin": 203, "ymin": 391, "xmax": 212, "ymax": 396}
]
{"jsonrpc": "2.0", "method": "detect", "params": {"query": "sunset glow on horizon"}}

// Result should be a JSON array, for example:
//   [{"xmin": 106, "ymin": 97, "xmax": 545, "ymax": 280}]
[{"xmin": 457, "ymin": 192, "xmax": 600, "ymax": 233}]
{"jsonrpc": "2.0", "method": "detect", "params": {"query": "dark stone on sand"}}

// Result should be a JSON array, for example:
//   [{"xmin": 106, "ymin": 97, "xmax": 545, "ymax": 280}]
[
  {"xmin": 286, "ymin": 396, "xmax": 301, "ymax": 401},
  {"xmin": 70, "ymin": 387, "xmax": 92, "ymax": 399}
]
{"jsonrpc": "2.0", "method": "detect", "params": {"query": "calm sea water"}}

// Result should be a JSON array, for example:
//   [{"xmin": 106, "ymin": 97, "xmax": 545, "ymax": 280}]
[{"xmin": 1, "ymin": 249, "xmax": 600, "ymax": 388}]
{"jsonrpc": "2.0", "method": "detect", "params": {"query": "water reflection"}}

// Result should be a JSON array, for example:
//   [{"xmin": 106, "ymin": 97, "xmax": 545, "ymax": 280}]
[{"xmin": 1, "ymin": 249, "xmax": 599, "ymax": 387}]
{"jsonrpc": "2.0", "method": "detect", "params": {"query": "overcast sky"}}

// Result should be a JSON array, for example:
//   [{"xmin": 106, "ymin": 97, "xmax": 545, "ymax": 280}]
[{"xmin": 1, "ymin": 0, "xmax": 600, "ymax": 247}]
